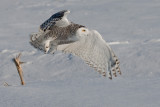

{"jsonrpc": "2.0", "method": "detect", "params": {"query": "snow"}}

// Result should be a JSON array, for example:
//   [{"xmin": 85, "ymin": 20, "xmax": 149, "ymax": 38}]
[{"xmin": 0, "ymin": 0, "xmax": 160, "ymax": 107}]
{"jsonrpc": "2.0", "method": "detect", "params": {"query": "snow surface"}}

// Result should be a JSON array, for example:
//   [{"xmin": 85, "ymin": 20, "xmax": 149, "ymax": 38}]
[{"xmin": 0, "ymin": 0, "xmax": 160, "ymax": 107}]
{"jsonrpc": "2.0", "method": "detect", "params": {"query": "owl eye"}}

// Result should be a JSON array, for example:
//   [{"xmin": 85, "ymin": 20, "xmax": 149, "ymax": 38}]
[{"xmin": 82, "ymin": 29, "xmax": 86, "ymax": 32}]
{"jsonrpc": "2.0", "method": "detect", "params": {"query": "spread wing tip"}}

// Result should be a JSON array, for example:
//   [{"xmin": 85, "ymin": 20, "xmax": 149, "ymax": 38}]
[
  {"xmin": 29, "ymin": 33, "xmax": 41, "ymax": 50},
  {"xmin": 40, "ymin": 10, "xmax": 70, "ymax": 31}
]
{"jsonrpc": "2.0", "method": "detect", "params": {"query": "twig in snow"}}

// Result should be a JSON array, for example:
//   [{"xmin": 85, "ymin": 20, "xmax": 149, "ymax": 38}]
[{"xmin": 13, "ymin": 53, "xmax": 25, "ymax": 85}]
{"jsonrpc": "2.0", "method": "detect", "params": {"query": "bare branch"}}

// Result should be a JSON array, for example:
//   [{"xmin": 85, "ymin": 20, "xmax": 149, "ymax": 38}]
[{"xmin": 13, "ymin": 53, "xmax": 25, "ymax": 85}]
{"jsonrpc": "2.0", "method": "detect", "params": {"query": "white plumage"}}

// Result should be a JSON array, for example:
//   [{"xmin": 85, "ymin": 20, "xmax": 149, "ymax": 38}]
[{"xmin": 30, "ymin": 10, "xmax": 121, "ymax": 79}]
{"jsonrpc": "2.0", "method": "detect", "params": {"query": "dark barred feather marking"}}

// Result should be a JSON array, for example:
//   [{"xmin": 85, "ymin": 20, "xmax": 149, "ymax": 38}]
[
  {"xmin": 40, "ymin": 10, "xmax": 68, "ymax": 31},
  {"xmin": 45, "ymin": 23, "xmax": 85, "ymax": 43},
  {"xmin": 30, "ymin": 23, "xmax": 85, "ymax": 53}
]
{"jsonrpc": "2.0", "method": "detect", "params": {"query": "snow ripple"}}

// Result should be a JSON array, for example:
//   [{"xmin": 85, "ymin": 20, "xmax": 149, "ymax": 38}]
[{"xmin": 108, "ymin": 41, "xmax": 129, "ymax": 45}]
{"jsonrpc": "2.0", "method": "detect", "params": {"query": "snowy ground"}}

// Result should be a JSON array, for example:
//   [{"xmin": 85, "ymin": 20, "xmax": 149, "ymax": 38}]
[{"xmin": 0, "ymin": 0, "xmax": 160, "ymax": 107}]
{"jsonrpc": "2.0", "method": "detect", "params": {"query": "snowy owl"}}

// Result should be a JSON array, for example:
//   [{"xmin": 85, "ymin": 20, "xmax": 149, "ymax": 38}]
[{"xmin": 30, "ymin": 10, "xmax": 121, "ymax": 79}]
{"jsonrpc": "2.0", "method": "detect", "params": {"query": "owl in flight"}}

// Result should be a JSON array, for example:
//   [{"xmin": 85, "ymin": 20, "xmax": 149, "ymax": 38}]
[{"xmin": 30, "ymin": 10, "xmax": 121, "ymax": 79}]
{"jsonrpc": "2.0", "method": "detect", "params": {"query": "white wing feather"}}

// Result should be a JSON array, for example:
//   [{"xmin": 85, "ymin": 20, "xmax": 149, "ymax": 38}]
[{"xmin": 58, "ymin": 30, "xmax": 116, "ymax": 76}]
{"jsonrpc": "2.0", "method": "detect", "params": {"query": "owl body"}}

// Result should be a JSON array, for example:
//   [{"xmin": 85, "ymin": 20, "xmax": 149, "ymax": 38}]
[{"xmin": 30, "ymin": 10, "xmax": 121, "ymax": 79}]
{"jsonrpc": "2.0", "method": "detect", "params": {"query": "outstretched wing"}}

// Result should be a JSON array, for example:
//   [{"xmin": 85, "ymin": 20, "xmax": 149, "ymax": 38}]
[
  {"xmin": 58, "ymin": 30, "xmax": 121, "ymax": 79},
  {"xmin": 40, "ymin": 10, "xmax": 70, "ymax": 32},
  {"xmin": 30, "ymin": 10, "xmax": 71, "ymax": 53}
]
